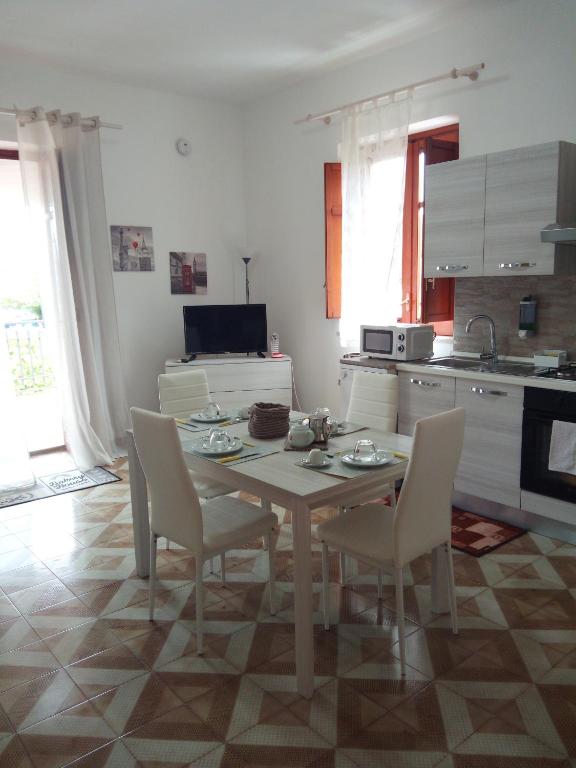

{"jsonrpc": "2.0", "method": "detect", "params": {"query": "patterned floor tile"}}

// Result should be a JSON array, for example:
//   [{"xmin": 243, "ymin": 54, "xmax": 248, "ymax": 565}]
[
  {"xmin": 0, "ymin": 564, "xmax": 57, "ymax": 597},
  {"xmin": 0, "ymin": 550, "xmax": 40, "ymax": 578},
  {"xmin": 0, "ymin": 668, "xmax": 86, "ymax": 731},
  {"xmin": 0, "ymin": 534, "xmax": 32, "ymax": 557},
  {"xmin": 65, "ymin": 642, "xmax": 148, "ymax": 698},
  {"xmin": 19, "ymin": 699, "xmax": 116, "ymax": 768},
  {"xmin": 25, "ymin": 597, "xmax": 96, "ymax": 639},
  {"xmin": 9, "ymin": 580, "xmax": 76, "ymax": 616},
  {"xmin": 90, "ymin": 671, "xmax": 184, "ymax": 737},
  {"xmin": 0, "ymin": 618, "xmax": 40, "ymax": 654},
  {"xmin": 44, "ymin": 619, "xmax": 122, "ymax": 666},
  {"xmin": 0, "ymin": 734, "xmax": 34, "ymax": 767},
  {"xmin": 122, "ymin": 704, "xmax": 221, "ymax": 765},
  {"xmin": 0, "ymin": 639, "xmax": 60, "ymax": 693},
  {"xmin": 0, "ymin": 596, "xmax": 23, "ymax": 626},
  {"xmin": 437, "ymin": 681, "xmax": 566, "ymax": 758},
  {"xmin": 64, "ymin": 738, "xmax": 137, "ymax": 767},
  {"xmin": 511, "ymin": 629, "xmax": 576, "ymax": 683}
]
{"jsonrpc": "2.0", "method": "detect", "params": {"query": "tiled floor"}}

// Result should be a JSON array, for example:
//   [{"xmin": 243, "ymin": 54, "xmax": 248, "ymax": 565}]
[{"xmin": 0, "ymin": 457, "xmax": 575, "ymax": 766}]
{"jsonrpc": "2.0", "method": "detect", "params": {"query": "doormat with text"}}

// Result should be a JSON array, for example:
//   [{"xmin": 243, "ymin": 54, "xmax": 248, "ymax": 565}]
[
  {"xmin": 0, "ymin": 467, "xmax": 121, "ymax": 509},
  {"xmin": 451, "ymin": 507, "xmax": 526, "ymax": 556}
]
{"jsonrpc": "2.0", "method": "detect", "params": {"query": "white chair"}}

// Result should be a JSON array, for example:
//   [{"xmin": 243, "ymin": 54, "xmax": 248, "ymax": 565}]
[
  {"xmin": 158, "ymin": 370, "xmax": 232, "ymax": 502},
  {"xmin": 346, "ymin": 370, "xmax": 399, "ymax": 433},
  {"xmin": 131, "ymin": 407, "xmax": 278, "ymax": 654},
  {"xmin": 317, "ymin": 407, "xmax": 465, "ymax": 676},
  {"xmin": 339, "ymin": 371, "xmax": 399, "ymax": 584}
]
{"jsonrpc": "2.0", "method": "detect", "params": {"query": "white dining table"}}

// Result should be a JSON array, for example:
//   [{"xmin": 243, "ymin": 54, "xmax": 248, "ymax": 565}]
[{"xmin": 127, "ymin": 418, "xmax": 451, "ymax": 698}]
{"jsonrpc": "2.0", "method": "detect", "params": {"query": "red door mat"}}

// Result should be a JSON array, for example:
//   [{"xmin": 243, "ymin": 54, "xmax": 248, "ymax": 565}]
[{"xmin": 451, "ymin": 508, "xmax": 526, "ymax": 556}]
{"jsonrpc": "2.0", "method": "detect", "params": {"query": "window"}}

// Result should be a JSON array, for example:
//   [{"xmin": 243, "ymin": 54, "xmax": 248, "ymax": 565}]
[{"xmin": 324, "ymin": 124, "xmax": 459, "ymax": 333}]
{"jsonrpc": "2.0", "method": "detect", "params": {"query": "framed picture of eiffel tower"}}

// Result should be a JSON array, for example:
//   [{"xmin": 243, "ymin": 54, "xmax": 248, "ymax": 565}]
[{"xmin": 111, "ymin": 225, "xmax": 155, "ymax": 272}]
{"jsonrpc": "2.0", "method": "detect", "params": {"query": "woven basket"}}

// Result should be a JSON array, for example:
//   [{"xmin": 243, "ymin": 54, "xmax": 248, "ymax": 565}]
[{"xmin": 248, "ymin": 402, "xmax": 290, "ymax": 439}]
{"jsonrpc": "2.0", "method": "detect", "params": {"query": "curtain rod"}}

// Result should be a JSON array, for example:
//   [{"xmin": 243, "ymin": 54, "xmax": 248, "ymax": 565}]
[
  {"xmin": 0, "ymin": 107, "xmax": 122, "ymax": 130},
  {"xmin": 294, "ymin": 62, "xmax": 485, "ymax": 125}
]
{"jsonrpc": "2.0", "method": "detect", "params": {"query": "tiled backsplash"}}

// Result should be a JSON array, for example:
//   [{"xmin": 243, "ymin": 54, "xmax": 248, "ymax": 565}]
[{"xmin": 453, "ymin": 276, "xmax": 576, "ymax": 360}]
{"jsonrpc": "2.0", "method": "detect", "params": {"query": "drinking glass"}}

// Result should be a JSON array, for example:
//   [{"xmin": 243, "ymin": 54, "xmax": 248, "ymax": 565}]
[
  {"xmin": 203, "ymin": 401, "xmax": 222, "ymax": 418},
  {"xmin": 206, "ymin": 428, "xmax": 232, "ymax": 451},
  {"xmin": 352, "ymin": 439, "xmax": 378, "ymax": 463}
]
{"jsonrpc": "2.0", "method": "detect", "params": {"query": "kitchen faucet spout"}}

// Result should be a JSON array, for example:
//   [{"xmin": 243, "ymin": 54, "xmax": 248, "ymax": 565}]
[{"xmin": 465, "ymin": 314, "xmax": 498, "ymax": 365}]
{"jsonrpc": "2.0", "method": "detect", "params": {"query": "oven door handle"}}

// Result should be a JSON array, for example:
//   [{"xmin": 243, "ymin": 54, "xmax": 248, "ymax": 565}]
[{"xmin": 470, "ymin": 386, "xmax": 508, "ymax": 397}]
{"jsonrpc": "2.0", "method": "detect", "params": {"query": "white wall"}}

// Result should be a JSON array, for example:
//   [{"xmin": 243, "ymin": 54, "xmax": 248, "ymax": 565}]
[
  {"xmin": 0, "ymin": 54, "xmax": 248, "ymax": 411},
  {"xmin": 243, "ymin": 0, "xmax": 576, "ymax": 413}
]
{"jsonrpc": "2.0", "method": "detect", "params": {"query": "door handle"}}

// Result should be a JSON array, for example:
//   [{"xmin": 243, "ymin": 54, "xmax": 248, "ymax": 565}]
[
  {"xmin": 410, "ymin": 378, "xmax": 440, "ymax": 388},
  {"xmin": 470, "ymin": 386, "xmax": 508, "ymax": 396}
]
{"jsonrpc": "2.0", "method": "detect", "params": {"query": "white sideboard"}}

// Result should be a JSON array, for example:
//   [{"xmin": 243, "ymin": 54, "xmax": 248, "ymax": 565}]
[{"xmin": 165, "ymin": 355, "xmax": 293, "ymax": 409}]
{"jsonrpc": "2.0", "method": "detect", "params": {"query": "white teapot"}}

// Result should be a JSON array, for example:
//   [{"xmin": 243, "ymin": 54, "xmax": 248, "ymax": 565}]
[{"xmin": 287, "ymin": 422, "xmax": 315, "ymax": 448}]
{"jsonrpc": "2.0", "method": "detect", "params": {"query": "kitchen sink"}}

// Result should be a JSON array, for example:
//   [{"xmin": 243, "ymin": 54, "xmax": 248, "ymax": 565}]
[{"xmin": 422, "ymin": 357, "xmax": 540, "ymax": 377}]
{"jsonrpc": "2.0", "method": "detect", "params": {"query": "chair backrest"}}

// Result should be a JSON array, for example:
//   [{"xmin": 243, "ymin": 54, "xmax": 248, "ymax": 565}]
[
  {"xmin": 158, "ymin": 370, "xmax": 211, "ymax": 419},
  {"xmin": 130, "ymin": 407, "xmax": 203, "ymax": 554},
  {"xmin": 393, "ymin": 408, "xmax": 465, "ymax": 567},
  {"xmin": 346, "ymin": 371, "xmax": 398, "ymax": 433}
]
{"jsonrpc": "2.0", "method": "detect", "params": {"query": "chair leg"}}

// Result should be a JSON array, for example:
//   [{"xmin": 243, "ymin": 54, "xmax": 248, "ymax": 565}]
[
  {"xmin": 321, "ymin": 542, "xmax": 330, "ymax": 631},
  {"xmin": 446, "ymin": 542, "xmax": 459, "ymax": 636},
  {"xmin": 195, "ymin": 556, "xmax": 204, "ymax": 655},
  {"xmin": 261, "ymin": 499, "xmax": 271, "ymax": 550},
  {"xmin": 209, "ymin": 558, "xmax": 215, "ymax": 574},
  {"xmin": 149, "ymin": 532, "xmax": 158, "ymax": 621},
  {"xmin": 166, "ymin": 538, "xmax": 170, "ymax": 550},
  {"xmin": 377, "ymin": 570, "xmax": 383, "ymax": 599},
  {"xmin": 388, "ymin": 483, "xmax": 397, "ymax": 511},
  {"xmin": 267, "ymin": 531, "xmax": 276, "ymax": 615},
  {"xmin": 395, "ymin": 566, "xmax": 406, "ymax": 677},
  {"xmin": 221, "ymin": 553, "xmax": 226, "ymax": 583}
]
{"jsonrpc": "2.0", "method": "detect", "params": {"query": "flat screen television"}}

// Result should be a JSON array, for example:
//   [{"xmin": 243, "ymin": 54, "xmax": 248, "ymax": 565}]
[{"xmin": 183, "ymin": 304, "xmax": 267, "ymax": 355}]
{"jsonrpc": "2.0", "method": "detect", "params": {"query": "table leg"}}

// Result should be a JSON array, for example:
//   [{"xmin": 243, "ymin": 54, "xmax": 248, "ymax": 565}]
[
  {"xmin": 127, "ymin": 430, "xmax": 150, "ymax": 578},
  {"xmin": 291, "ymin": 501, "xmax": 314, "ymax": 699},
  {"xmin": 431, "ymin": 544, "xmax": 450, "ymax": 614}
]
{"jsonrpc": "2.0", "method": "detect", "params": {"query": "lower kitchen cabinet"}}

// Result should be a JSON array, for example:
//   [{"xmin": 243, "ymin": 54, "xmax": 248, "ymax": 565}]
[
  {"xmin": 454, "ymin": 379, "xmax": 524, "ymax": 507},
  {"xmin": 397, "ymin": 372, "xmax": 456, "ymax": 436}
]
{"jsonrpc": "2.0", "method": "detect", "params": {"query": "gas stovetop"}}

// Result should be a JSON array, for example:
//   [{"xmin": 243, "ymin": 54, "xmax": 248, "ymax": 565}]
[{"xmin": 537, "ymin": 363, "xmax": 576, "ymax": 380}]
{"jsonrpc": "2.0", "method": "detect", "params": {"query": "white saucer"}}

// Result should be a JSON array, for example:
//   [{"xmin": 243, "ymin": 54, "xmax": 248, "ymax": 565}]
[
  {"xmin": 299, "ymin": 456, "xmax": 332, "ymax": 469},
  {"xmin": 341, "ymin": 450, "xmax": 393, "ymax": 468},
  {"xmin": 190, "ymin": 412, "xmax": 229, "ymax": 423},
  {"xmin": 191, "ymin": 436, "xmax": 243, "ymax": 456}
]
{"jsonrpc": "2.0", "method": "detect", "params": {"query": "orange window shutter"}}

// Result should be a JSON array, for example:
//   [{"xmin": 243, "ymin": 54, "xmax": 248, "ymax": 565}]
[
  {"xmin": 324, "ymin": 163, "xmax": 342, "ymax": 319},
  {"xmin": 421, "ymin": 137, "xmax": 459, "ymax": 327}
]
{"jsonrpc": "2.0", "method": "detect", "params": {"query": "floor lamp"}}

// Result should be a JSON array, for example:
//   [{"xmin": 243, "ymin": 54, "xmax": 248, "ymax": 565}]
[{"xmin": 242, "ymin": 256, "xmax": 251, "ymax": 304}]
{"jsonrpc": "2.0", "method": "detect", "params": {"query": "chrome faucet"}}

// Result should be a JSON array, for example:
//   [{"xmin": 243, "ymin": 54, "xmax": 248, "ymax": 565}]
[{"xmin": 465, "ymin": 314, "xmax": 498, "ymax": 365}]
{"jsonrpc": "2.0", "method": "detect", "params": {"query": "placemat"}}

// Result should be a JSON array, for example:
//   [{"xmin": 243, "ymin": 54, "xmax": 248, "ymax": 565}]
[
  {"xmin": 331, "ymin": 422, "xmax": 369, "ymax": 437},
  {"xmin": 182, "ymin": 442, "xmax": 280, "ymax": 466},
  {"xmin": 296, "ymin": 453, "xmax": 407, "ymax": 480}
]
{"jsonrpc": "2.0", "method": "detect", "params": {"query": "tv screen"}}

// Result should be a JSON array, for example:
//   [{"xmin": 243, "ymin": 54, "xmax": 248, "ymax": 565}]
[{"xmin": 183, "ymin": 304, "xmax": 268, "ymax": 355}]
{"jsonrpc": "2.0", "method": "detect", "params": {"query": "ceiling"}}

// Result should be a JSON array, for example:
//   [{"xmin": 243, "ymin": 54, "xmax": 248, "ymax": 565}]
[{"xmin": 0, "ymin": 0, "xmax": 487, "ymax": 103}]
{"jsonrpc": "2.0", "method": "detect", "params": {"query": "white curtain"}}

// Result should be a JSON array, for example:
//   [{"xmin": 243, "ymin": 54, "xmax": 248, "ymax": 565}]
[
  {"xmin": 17, "ymin": 109, "xmax": 129, "ymax": 469},
  {"xmin": 339, "ymin": 92, "xmax": 413, "ymax": 348}
]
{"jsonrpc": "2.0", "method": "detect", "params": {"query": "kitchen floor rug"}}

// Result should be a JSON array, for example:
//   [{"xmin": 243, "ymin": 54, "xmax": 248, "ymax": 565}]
[
  {"xmin": 451, "ymin": 507, "xmax": 526, "ymax": 556},
  {"xmin": 0, "ymin": 466, "xmax": 121, "ymax": 509}
]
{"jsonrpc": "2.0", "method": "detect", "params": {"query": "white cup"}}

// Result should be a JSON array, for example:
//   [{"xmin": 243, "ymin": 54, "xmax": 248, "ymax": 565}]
[
  {"xmin": 237, "ymin": 406, "xmax": 251, "ymax": 419},
  {"xmin": 307, "ymin": 448, "xmax": 324, "ymax": 465}
]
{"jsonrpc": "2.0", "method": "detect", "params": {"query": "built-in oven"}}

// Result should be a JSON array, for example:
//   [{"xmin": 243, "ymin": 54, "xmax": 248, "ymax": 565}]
[{"xmin": 521, "ymin": 387, "xmax": 576, "ymax": 504}]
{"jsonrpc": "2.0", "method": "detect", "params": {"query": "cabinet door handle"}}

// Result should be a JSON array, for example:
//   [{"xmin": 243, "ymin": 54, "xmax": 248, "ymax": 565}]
[
  {"xmin": 410, "ymin": 378, "xmax": 440, "ymax": 388},
  {"xmin": 470, "ymin": 386, "xmax": 508, "ymax": 396},
  {"xmin": 497, "ymin": 262, "xmax": 537, "ymax": 270},
  {"xmin": 436, "ymin": 264, "xmax": 470, "ymax": 273}
]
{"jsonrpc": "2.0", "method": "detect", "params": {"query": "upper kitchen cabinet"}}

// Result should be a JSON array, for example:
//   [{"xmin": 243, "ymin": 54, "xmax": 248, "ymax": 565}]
[
  {"xmin": 484, "ymin": 141, "xmax": 576, "ymax": 276},
  {"xmin": 424, "ymin": 140, "xmax": 576, "ymax": 277},
  {"xmin": 423, "ymin": 155, "xmax": 486, "ymax": 277}
]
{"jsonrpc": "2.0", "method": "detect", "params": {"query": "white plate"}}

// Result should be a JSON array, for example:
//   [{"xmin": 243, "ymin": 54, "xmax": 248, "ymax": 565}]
[
  {"xmin": 341, "ymin": 450, "xmax": 394, "ymax": 468},
  {"xmin": 191, "ymin": 436, "xmax": 243, "ymax": 456},
  {"xmin": 190, "ymin": 412, "xmax": 229, "ymax": 423},
  {"xmin": 299, "ymin": 456, "xmax": 332, "ymax": 469}
]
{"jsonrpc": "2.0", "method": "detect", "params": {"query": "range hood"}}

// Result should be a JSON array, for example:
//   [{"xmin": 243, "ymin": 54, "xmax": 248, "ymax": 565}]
[{"xmin": 540, "ymin": 223, "xmax": 576, "ymax": 244}]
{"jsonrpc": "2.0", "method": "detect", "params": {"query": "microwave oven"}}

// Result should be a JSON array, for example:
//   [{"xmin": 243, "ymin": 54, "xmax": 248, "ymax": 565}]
[{"xmin": 360, "ymin": 323, "xmax": 434, "ymax": 361}]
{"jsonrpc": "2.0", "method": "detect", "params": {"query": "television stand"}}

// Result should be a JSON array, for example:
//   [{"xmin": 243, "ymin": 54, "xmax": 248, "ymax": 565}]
[{"xmin": 165, "ymin": 354, "xmax": 293, "ymax": 409}]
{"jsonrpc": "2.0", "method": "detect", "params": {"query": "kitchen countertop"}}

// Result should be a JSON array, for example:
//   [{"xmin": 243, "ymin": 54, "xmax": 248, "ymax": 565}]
[{"xmin": 340, "ymin": 355, "xmax": 576, "ymax": 393}]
